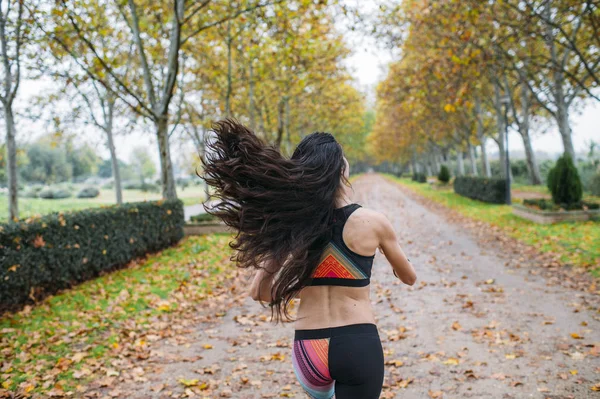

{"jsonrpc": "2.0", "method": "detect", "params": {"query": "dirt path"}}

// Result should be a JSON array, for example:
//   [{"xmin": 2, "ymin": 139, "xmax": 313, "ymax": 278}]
[{"xmin": 98, "ymin": 174, "xmax": 599, "ymax": 399}]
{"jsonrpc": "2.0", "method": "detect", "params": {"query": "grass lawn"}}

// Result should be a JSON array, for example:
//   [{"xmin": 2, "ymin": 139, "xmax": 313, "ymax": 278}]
[
  {"xmin": 0, "ymin": 185, "xmax": 205, "ymax": 221},
  {"xmin": 385, "ymin": 175, "xmax": 600, "ymax": 276},
  {"xmin": 0, "ymin": 234, "xmax": 234, "ymax": 396}
]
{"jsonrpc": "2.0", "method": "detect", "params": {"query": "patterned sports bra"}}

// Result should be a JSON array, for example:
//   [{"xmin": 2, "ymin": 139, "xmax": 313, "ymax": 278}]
[{"xmin": 308, "ymin": 203, "xmax": 375, "ymax": 287}]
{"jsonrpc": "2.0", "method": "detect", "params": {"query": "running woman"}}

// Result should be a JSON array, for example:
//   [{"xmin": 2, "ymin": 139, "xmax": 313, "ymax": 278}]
[{"xmin": 201, "ymin": 119, "xmax": 416, "ymax": 399}]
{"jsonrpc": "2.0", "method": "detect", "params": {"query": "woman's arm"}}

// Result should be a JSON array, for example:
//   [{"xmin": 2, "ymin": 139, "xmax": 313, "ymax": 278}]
[
  {"xmin": 374, "ymin": 213, "xmax": 417, "ymax": 286},
  {"xmin": 248, "ymin": 259, "xmax": 280, "ymax": 302}
]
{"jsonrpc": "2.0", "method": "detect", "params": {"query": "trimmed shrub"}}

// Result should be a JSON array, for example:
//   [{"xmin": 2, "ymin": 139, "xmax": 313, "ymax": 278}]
[
  {"xmin": 38, "ymin": 187, "xmax": 72, "ymax": 199},
  {"xmin": 547, "ymin": 154, "xmax": 582, "ymax": 206},
  {"xmin": 438, "ymin": 165, "xmax": 451, "ymax": 183},
  {"xmin": 412, "ymin": 173, "xmax": 426, "ymax": 183},
  {"xmin": 454, "ymin": 176, "xmax": 507, "ymax": 204},
  {"xmin": 0, "ymin": 200, "xmax": 184, "ymax": 311},
  {"xmin": 77, "ymin": 186, "xmax": 100, "ymax": 198},
  {"xmin": 190, "ymin": 213, "xmax": 217, "ymax": 223},
  {"xmin": 589, "ymin": 173, "xmax": 600, "ymax": 197}
]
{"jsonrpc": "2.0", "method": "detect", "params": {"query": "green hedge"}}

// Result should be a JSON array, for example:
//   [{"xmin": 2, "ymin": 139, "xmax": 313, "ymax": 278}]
[
  {"xmin": 0, "ymin": 200, "xmax": 184, "ymax": 311},
  {"xmin": 453, "ymin": 176, "xmax": 507, "ymax": 204},
  {"xmin": 190, "ymin": 213, "xmax": 217, "ymax": 223}
]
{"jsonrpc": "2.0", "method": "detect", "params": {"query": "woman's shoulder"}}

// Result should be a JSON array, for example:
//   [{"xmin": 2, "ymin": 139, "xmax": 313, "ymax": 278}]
[{"xmin": 351, "ymin": 206, "xmax": 390, "ymax": 231}]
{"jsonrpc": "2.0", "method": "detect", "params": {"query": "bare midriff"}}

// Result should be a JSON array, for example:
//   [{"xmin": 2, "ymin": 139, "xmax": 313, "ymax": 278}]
[{"xmin": 294, "ymin": 285, "xmax": 375, "ymax": 330}]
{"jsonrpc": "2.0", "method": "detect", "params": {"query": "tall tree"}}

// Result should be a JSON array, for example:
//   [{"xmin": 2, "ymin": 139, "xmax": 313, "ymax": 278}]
[
  {"xmin": 45, "ymin": 0, "xmax": 280, "ymax": 200},
  {"xmin": 0, "ymin": 0, "xmax": 37, "ymax": 220}
]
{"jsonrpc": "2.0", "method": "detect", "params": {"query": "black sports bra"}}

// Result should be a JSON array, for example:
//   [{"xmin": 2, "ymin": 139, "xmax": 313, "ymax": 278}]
[{"xmin": 307, "ymin": 203, "xmax": 375, "ymax": 287}]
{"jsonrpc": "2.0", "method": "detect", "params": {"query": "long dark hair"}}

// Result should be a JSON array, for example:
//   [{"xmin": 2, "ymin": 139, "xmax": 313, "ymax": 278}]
[{"xmin": 200, "ymin": 119, "xmax": 349, "ymax": 322}]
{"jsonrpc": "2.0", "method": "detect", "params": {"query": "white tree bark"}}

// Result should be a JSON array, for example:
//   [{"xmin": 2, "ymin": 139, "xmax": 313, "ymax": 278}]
[
  {"xmin": 457, "ymin": 151, "xmax": 465, "ymax": 176},
  {"xmin": 468, "ymin": 143, "xmax": 478, "ymax": 176}
]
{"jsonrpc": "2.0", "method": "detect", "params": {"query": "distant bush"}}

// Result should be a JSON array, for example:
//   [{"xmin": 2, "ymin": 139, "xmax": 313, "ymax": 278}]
[
  {"xmin": 412, "ymin": 173, "xmax": 426, "ymax": 183},
  {"xmin": 123, "ymin": 181, "xmax": 160, "ymax": 193},
  {"xmin": 438, "ymin": 165, "xmax": 451, "ymax": 183},
  {"xmin": 38, "ymin": 187, "xmax": 72, "ymax": 199},
  {"xmin": 77, "ymin": 186, "xmax": 100, "ymax": 198},
  {"xmin": 547, "ymin": 154, "xmax": 582, "ymax": 206},
  {"xmin": 190, "ymin": 213, "xmax": 217, "ymax": 223},
  {"xmin": 454, "ymin": 176, "xmax": 507, "ymax": 204},
  {"xmin": 141, "ymin": 183, "xmax": 160, "ymax": 193},
  {"xmin": 123, "ymin": 181, "xmax": 142, "ymax": 190},
  {"xmin": 0, "ymin": 200, "xmax": 184, "ymax": 311}
]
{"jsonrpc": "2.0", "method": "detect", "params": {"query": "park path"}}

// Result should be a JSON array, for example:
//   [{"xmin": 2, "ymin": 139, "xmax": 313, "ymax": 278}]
[{"xmin": 97, "ymin": 174, "xmax": 599, "ymax": 399}]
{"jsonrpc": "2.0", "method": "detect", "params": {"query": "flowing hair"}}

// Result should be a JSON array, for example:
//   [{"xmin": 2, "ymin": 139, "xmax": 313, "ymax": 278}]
[{"xmin": 199, "ymin": 118, "xmax": 349, "ymax": 322}]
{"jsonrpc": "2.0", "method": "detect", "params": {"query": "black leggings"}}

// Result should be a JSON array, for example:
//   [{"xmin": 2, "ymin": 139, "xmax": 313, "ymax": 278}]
[{"xmin": 292, "ymin": 323, "xmax": 384, "ymax": 399}]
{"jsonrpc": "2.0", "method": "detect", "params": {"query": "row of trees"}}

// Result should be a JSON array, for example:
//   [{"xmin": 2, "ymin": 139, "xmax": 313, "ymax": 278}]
[
  {"xmin": 0, "ymin": 136, "xmax": 158, "ymax": 188},
  {"xmin": 1, "ymin": 0, "xmax": 370, "ymax": 220},
  {"xmin": 370, "ymin": 0, "xmax": 599, "ymax": 183}
]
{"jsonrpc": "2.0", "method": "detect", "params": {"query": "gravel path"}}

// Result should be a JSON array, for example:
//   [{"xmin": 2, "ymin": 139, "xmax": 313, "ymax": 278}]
[{"xmin": 102, "ymin": 174, "xmax": 599, "ymax": 399}]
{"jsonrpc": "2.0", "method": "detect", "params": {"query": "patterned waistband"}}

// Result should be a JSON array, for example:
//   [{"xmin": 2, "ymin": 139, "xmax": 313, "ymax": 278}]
[{"xmin": 294, "ymin": 323, "xmax": 378, "ymax": 340}]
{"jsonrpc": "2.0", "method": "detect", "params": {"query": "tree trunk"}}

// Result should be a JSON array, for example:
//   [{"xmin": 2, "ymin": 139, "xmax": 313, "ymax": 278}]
[
  {"xmin": 479, "ymin": 141, "xmax": 491, "ymax": 177},
  {"xmin": 4, "ymin": 104, "xmax": 18, "ymax": 220},
  {"xmin": 106, "ymin": 125, "xmax": 123, "ymax": 205},
  {"xmin": 156, "ymin": 117, "xmax": 177, "ymax": 199},
  {"xmin": 249, "ymin": 61, "xmax": 256, "ymax": 130},
  {"xmin": 517, "ymin": 80, "xmax": 542, "ymax": 185},
  {"xmin": 468, "ymin": 143, "xmax": 478, "ymax": 176},
  {"xmin": 457, "ymin": 151, "xmax": 465, "ymax": 176},
  {"xmin": 225, "ymin": 24, "xmax": 233, "ymax": 118},
  {"xmin": 475, "ymin": 98, "xmax": 491, "ymax": 177},
  {"xmin": 425, "ymin": 157, "xmax": 432, "ymax": 177},
  {"xmin": 275, "ymin": 98, "xmax": 285, "ymax": 149},
  {"xmin": 432, "ymin": 153, "xmax": 440, "ymax": 174},
  {"xmin": 493, "ymin": 81, "xmax": 507, "ymax": 178},
  {"xmin": 520, "ymin": 130, "xmax": 542, "ymax": 185},
  {"xmin": 543, "ymin": 1, "xmax": 575, "ymax": 160},
  {"xmin": 555, "ymin": 88, "xmax": 575, "ymax": 159}
]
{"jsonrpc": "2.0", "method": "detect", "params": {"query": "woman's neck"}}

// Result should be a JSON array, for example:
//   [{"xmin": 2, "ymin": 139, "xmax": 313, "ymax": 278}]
[{"xmin": 334, "ymin": 184, "xmax": 353, "ymax": 208}]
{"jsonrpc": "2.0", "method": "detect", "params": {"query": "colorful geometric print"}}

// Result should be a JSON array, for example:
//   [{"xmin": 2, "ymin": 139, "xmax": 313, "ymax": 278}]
[
  {"xmin": 292, "ymin": 338, "xmax": 334, "ymax": 399},
  {"xmin": 311, "ymin": 242, "xmax": 368, "ymax": 280}
]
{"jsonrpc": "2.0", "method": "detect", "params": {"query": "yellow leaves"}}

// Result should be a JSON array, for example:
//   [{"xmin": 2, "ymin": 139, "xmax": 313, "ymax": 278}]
[
  {"xmin": 429, "ymin": 390, "xmax": 443, "ymax": 398},
  {"xmin": 591, "ymin": 383, "xmax": 600, "ymax": 391},
  {"xmin": 451, "ymin": 321, "xmax": 462, "ymax": 331},
  {"xmin": 385, "ymin": 359, "xmax": 404, "ymax": 367},
  {"xmin": 7, "ymin": 264, "xmax": 19, "ymax": 272},
  {"xmin": 2, "ymin": 380, "xmax": 11, "ymax": 389},
  {"xmin": 203, "ymin": 344, "xmax": 213, "ymax": 349},
  {"xmin": 443, "ymin": 104, "xmax": 456, "ymax": 113},
  {"xmin": 179, "ymin": 378, "xmax": 200, "ymax": 387},
  {"xmin": 570, "ymin": 370, "xmax": 578, "ymax": 375},
  {"xmin": 443, "ymin": 357, "xmax": 459, "ymax": 365},
  {"xmin": 397, "ymin": 377, "xmax": 414, "ymax": 388},
  {"xmin": 570, "ymin": 333, "xmax": 584, "ymax": 339},
  {"xmin": 260, "ymin": 352, "xmax": 285, "ymax": 362}
]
